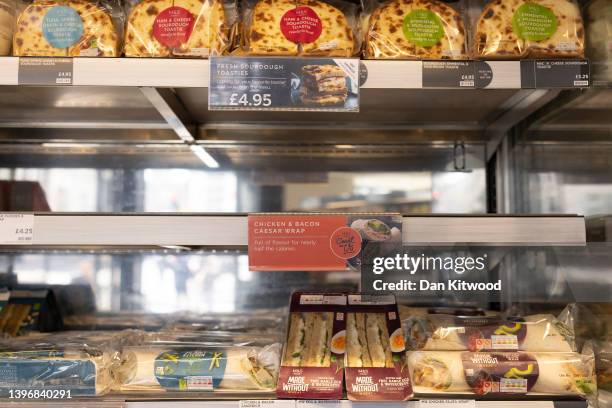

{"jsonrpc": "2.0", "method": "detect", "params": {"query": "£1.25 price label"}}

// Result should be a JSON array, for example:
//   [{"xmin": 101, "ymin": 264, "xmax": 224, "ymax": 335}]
[
  {"xmin": 209, "ymin": 56, "xmax": 359, "ymax": 112},
  {"xmin": 0, "ymin": 214, "xmax": 34, "ymax": 244}
]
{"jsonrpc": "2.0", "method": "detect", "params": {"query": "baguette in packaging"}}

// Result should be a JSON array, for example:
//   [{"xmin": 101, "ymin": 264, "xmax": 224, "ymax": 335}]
[
  {"xmin": 472, "ymin": 0, "xmax": 584, "ymax": 59},
  {"xmin": 345, "ymin": 294, "xmax": 413, "ymax": 401},
  {"xmin": 407, "ymin": 350, "xmax": 596, "ymax": 398},
  {"xmin": 364, "ymin": 0, "xmax": 468, "ymax": 60},
  {"xmin": 124, "ymin": 0, "xmax": 234, "ymax": 57},
  {"xmin": 241, "ymin": 0, "xmax": 358, "ymax": 56},
  {"xmin": 13, "ymin": 0, "xmax": 121, "ymax": 56},
  {"xmin": 404, "ymin": 311, "xmax": 575, "ymax": 352},
  {"xmin": 277, "ymin": 292, "xmax": 346, "ymax": 399}
]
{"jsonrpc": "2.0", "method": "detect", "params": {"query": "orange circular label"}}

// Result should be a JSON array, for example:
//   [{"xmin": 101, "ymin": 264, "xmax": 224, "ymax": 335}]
[{"xmin": 330, "ymin": 227, "xmax": 362, "ymax": 260}]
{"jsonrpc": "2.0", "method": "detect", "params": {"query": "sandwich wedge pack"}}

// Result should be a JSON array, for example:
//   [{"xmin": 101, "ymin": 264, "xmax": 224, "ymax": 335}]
[
  {"xmin": 277, "ymin": 292, "xmax": 347, "ymax": 399},
  {"xmin": 345, "ymin": 294, "xmax": 413, "ymax": 400}
]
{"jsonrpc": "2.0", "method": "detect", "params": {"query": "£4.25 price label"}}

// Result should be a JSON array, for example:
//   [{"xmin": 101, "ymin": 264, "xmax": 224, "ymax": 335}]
[{"xmin": 0, "ymin": 214, "xmax": 34, "ymax": 244}]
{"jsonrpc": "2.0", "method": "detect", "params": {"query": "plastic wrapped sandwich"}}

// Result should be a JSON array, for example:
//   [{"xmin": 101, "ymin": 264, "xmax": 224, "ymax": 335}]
[
  {"xmin": 13, "ymin": 0, "xmax": 122, "ymax": 56},
  {"xmin": 363, "ymin": 0, "xmax": 468, "ymax": 59},
  {"xmin": 124, "ymin": 0, "xmax": 236, "ymax": 57},
  {"xmin": 0, "ymin": 335, "xmax": 116, "ymax": 396},
  {"xmin": 240, "ymin": 0, "xmax": 359, "ymax": 56},
  {"xmin": 407, "ymin": 350, "xmax": 596, "ymax": 397},
  {"xmin": 472, "ymin": 0, "xmax": 584, "ymax": 59},
  {"xmin": 404, "ymin": 307, "xmax": 576, "ymax": 352},
  {"xmin": 112, "ymin": 334, "xmax": 281, "ymax": 393}
]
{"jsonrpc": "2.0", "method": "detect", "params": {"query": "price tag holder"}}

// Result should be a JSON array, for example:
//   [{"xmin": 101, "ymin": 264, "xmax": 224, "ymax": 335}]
[
  {"xmin": 18, "ymin": 57, "xmax": 73, "ymax": 85},
  {"xmin": 418, "ymin": 399, "xmax": 476, "ymax": 408},
  {"xmin": 521, "ymin": 59, "xmax": 589, "ymax": 88},
  {"xmin": 0, "ymin": 213, "xmax": 34, "ymax": 245},
  {"xmin": 209, "ymin": 56, "xmax": 359, "ymax": 112},
  {"xmin": 422, "ymin": 61, "xmax": 475, "ymax": 88}
]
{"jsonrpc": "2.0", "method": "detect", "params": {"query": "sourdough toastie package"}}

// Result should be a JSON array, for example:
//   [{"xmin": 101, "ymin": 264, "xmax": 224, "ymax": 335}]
[
  {"xmin": 277, "ymin": 292, "xmax": 347, "ymax": 399},
  {"xmin": 239, "ymin": 0, "xmax": 360, "ymax": 56},
  {"xmin": 345, "ymin": 294, "xmax": 413, "ymax": 400}
]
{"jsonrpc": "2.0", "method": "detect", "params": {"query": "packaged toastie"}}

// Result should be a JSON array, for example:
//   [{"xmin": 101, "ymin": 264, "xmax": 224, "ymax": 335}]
[
  {"xmin": 277, "ymin": 292, "xmax": 347, "ymax": 399},
  {"xmin": 407, "ymin": 349, "xmax": 596, "ymax": 398},
  {"xmin": 404, "ymin": 308, "xmax": 576, "ymax": 352},
  {"xmin": 345, "ymin": 294, "xmax": 413, "ymax": 401},
  {"xmin": 472, "ymin": 0, "xmax": 585, "ymax": 59},
  {"xmin": 124, "ymin": 0, "xmax": 236, "ymax": 57},
  {"xmin": 363, "ymin": 0, "xmax": 468, "ymax": 59},
  {"xmin": 239, "ymin": 0, "xmax": 359, "ymax": 56},
  {"xmin": 0, "ymin": 0, "xmax": 15, "ymax": 55},
  {"xmin": 12, "ymin": 0, "xmax": 122, "ymax": 56}
]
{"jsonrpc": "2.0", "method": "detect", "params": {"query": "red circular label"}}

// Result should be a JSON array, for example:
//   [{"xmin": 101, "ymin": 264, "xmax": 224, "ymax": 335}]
[
  {"xmin": 280, "ymin": 6, "xmax": 322, "ymax": 44},
  {"xmin": 153, "ymin": 6, "xmax": 195, "ymax": 48},
  {"xmin": 330, "ymin": 227, "xmax": 362, "ymax": 260}
]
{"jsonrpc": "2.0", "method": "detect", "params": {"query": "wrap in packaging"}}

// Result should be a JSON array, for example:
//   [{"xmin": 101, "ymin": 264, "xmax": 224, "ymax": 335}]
[
  {"xmin": 407, "ymin": 350, "xmax": 597, "ymax": 397},
  {"xmin": 404, "ymin": 312, "xmax": 575, "ymax": 352},
  {"xmin": 472, "ymin": 0, "xmax": 584, "ymax": 59},
  {"xmin": 0, "ymin": 344, "xmax": 113, "ymax": 396},
  {"xmin": 240, "ymin": 0, "xmax": 359, "ymax": 56},
  {"xmin": 363, "ymin": 0, "xmax": 468, "ymax": 60},
  {"xmin": 113, "ymin": 344, "xmax": 280, "ymax": 392},
  {"xmin": 124, "ymin": 0, "xmax": 235, "ymax": 57},
  {"xmin": 13, "ymin": 0, "xmax": 121, "ymax": 56}
]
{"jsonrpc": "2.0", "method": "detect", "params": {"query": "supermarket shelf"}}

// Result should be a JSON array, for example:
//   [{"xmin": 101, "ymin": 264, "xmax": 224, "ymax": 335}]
[
  {"xmin": 0, "ymin": 58, "xmax": 590, "ymax": 89},
  {"xmin": 0, "ymin": 214, "xmax": 586, "ymax": 247}
]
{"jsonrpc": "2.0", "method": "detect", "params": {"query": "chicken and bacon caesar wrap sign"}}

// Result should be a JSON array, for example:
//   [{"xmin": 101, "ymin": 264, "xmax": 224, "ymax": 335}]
[{"xmin": 248, "ymin": 214, "xmax": 402, "ymax": 271}]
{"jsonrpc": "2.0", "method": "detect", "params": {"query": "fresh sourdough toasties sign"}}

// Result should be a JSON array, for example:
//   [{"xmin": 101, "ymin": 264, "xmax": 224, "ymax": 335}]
[{"xmin": 248, "ymin": 213, "xmax": 402, "ymax": 271}]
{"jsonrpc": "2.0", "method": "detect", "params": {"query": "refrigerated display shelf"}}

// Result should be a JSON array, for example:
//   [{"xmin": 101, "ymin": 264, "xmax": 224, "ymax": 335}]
[
  {"xmin": 0, "ymin": 213, "xmax": 586, "ymax": 247},
  {"xmin": 0, "ymin": 58, "xmax": 591, "ymax": 89}
]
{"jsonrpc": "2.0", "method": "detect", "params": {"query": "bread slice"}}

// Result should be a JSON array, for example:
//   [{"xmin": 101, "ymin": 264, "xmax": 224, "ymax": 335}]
[
  {"xmin": 13, "ymin": 0, "xmax": 119, "ymax": 57},
  {"xmin": 473, "ymin": 0, "xmax": 584, "ymax": 59},
  {"xmin": 247, "ymin": 0, "xmax": 299, "ymax": 55},
  {"xmin": 298, "ymin": 0, "xmax": 354, "ymax": 56},
  {"xmin": 366, "ymin": 0, "xmax": 466, "ymax": 59}
]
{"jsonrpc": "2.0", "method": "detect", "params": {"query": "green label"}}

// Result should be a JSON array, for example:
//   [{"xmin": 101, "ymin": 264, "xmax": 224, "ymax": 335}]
[
  {"xmin": 402, "ymin": 9, "xmax": 445, "ymax": 47},
  {"xmin": 512, "ymin": 3, "xmax": 558, "ymax": 41}
]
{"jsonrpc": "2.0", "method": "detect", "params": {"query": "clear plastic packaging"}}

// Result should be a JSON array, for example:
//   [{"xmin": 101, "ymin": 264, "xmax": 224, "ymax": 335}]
[
  {"xmin": 239, "ymin": 0, "xmax": 359, "ymax": 56},
  {"xmin": 112, "ymin": 342, "xmax": 281, "ymax": 393},
  {"xmin": 0, "ymin": 336, "xmax": 115, "ymax": 396},
  {"xmin": 403, "ymin": 307, "xmax": 576, "ymax": 352},
  {"xmin": 363, "ymin": 0, "xmax": 468, "ymax": 60},
  {"xmin": 12, "ymin": 0, "xmax": 122, "ymax": 56},
  {"xmin": 123, "ymin": 0, "xmax": 236, "ymax": 57},
  {"xmin": 0, "ymin": 0, "xmax": 16, "ymax": 55},
  {"xmin": 407, "ymin": 350, "xmax": 597, "ymax": 398},
  {"xmin": 471, "ymin": 0, "xmax": 585, "ymax": 59}
]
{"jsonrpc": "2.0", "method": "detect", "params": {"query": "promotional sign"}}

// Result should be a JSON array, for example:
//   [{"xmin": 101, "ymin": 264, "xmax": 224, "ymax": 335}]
[
  {"xmin": 18, "ymin": 58, "xmax": 73, "ymax": 85},
  {"xmin": 248, "ymin": 214, "xmax": 402, "ymax": 271},
  {"xmin": 209, "ymin": 57, "xmax": 359, "ymax": 112}
]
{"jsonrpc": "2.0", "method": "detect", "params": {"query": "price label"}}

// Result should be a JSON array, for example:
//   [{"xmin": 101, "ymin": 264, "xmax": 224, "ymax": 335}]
[
  {"xmin": 240, "ymin": 401, "xmax": 296, "ymax": 408},
  {"xmin": 418, "ymin": 400, "xmax": 476, "ymax": 408},
  {"xmin": 18, "ymin": 58, "xmax": 73, "ymax": 85},
  {"xmin": 521, "ymin": 59, "xmax": 589, "ymax": 88},
  {"xmin": 209, "ymin": 56, "xmax": 359, "ymax": 112},
  {"xmin": 0, "ymin": 214, "xmax": 34, "ymax": 245},
  {"xmin": 422, "ymin": 61, "xmax": 475, "ymax": 88}
]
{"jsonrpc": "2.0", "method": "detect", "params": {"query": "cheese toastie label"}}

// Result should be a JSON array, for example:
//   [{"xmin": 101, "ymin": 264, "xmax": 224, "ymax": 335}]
[
  {"xmin": 345, "ymin": 294, "xmax": 413, "ymax": 400},
  {"xmin": 277, "ymin": 293, "xmax": 347, "ymax": 399},
  {"xmin": 280, "ymin": 6, "xmax": 323, "ymax": 44}
]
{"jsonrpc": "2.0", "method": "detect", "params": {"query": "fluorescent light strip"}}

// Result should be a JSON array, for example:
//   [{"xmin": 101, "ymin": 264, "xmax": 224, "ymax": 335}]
[{"xmin": 190, "ymin": 145, "xmax": 219, "ymax": 168}]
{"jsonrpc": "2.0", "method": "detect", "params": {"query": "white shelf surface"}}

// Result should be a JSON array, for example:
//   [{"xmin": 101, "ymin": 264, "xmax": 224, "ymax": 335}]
[
  {"xmin": 0, "ymin": 58, "xmax": 523, "ymax": 89},
  {"xmin": 1, "ymin": 214, "xmax": 587, "ymax": 246}
]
